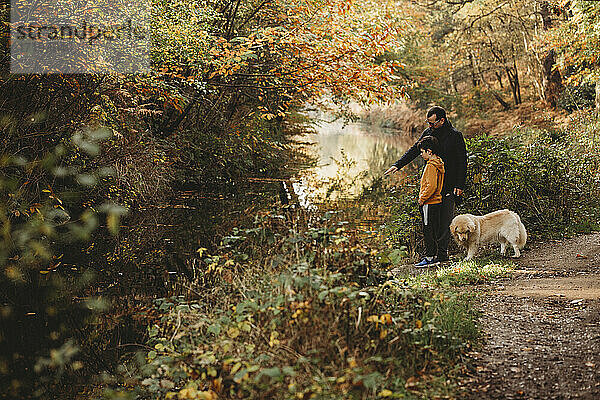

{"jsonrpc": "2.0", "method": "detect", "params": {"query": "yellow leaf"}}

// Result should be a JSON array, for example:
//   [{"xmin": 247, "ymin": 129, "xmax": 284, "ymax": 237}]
[
  {"xmin": 227, "ymin": 327, "xmax": 240, "ymax": 338},
  {"xmin": 107, "ymin": 213, "xmax": 119, "ymax": 235},
  {"xmin": 415, "ymin": 320, "xmax": 422, "ymax": 329},
  {"xmin": 177, "ymin": 388, "xmax": 217, "ymax": 400},
  {"xmin": 380, "ymin": 314, "xmax": 392, "ymax": 325},
  {"xmin": 196, "ymin": 390, "xmax": 218, "ymax": 400},
  {"xmin": 366, "ymin": 315, "xmax": 379, "ymax": 323},
  {"xmin": 178, "ymin": 388, "xmax": 197, "ymax": 399},
  {"xmin": 231, "ymin": 362, "xmax": 242, "ymax": 375},
  {"xmin": 379, "ymin": 389, "xmax": 393, "ymax": 397},
  {"xmin": 269, "ymin": 331, "xmax": 280, "ymax": 347}
]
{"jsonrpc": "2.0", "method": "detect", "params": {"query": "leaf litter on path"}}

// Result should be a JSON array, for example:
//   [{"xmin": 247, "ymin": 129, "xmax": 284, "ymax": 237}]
[{"xmin": 463, "ymin": 233, "xmax": 600, "ymax": 399}]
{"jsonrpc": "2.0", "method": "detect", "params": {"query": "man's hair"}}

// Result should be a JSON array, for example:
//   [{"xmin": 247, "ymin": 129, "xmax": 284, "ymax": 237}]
[
  {"xmin": 426, "ymin": 106, "xmax": 447, "ymax": 122},
  {"xmin": 417, "ymin": 135, "xmax": 441, "ymax": 156}
]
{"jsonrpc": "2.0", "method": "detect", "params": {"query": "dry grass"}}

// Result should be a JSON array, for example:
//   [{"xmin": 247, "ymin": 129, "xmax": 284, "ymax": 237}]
[{"xmin": 358, "ymin": 101, "xmax": 424, "ymax": 134}]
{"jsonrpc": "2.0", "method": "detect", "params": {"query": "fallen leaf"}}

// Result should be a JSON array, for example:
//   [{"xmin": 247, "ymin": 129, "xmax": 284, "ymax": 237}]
[
  {"xmin": 405, "ymin": 376, "xmax": 419, "ymax": 389},
  {"xmin": 585, "ymin": 362, "xmax": 596, "ymax": 367}
]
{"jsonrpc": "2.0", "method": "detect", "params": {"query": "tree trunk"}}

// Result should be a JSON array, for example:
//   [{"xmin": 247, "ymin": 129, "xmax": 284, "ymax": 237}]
[
  {"xmin": 495, "ymin": 71, "xmax": 504, "ymax": 88},
  {"xmin": 514, "ymin": 60, "xmax": 521, "ymax": 105},
  {"xmin": 468, "ymin": 53, "xmax": 479, "ymax": 87},
  {"xmin": 480, "ymin": 73, "xmax": 511, "ymax": 110},
  {"xmin": 540, "ymin": 1, "xmax": 553, "ymax": 30},
  {"xmin": 505, "ymin": 64, "xmax": 521, "ymax": 106},
  {"xmin": 540, "ymin": 1, "xmax": 563, "ymax": 107},
  {"xmin": 596, "ymin": 79, "xmax": 600, "ymax": 114},
  {"xmin": 490, "ymin": 88, "xmax": 512, "ymax": 110},
  {"xmin": 542, "ymin": 49, "xmax": 563, "ymax": 107}
]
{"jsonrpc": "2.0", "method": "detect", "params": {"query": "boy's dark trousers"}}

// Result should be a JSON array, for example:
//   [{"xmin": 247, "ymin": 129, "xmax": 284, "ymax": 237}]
[{"xmin": 419, "ymin": 202, "xmax": 442, "ymax": 258}]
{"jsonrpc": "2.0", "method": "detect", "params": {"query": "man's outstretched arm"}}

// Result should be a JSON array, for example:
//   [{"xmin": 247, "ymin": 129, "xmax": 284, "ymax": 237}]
[{"xmin": 384, "ymin": 137, "xmax": 422, "ymax": 175}]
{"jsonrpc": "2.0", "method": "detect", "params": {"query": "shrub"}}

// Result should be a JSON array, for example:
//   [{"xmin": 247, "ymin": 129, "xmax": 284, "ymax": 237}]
[
  {"xmin": 464, "ymin": 125, "xmax": 600, "ymax": 238},
  {"xmin": 134, "ymin": 270, "xmax": 478, "ymax": 399},
  {"xmin": 556, "ymin": 83, "xmax": 596, "ymax": 112},
  {"xmin": 380, "ymin": 176, "xmax": 423, "ymax": 257}
]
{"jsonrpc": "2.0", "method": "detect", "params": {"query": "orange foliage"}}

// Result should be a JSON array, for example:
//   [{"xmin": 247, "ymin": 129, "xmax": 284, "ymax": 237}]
[{"xmin": 207, "ymin": 0, "xmax": 409, "ymax": 105}]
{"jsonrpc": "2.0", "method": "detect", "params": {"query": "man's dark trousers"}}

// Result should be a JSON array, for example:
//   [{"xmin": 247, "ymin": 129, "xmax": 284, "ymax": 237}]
[{"xmin": 437, "ymin": 193, "xmax": 456, "ymax": 260}]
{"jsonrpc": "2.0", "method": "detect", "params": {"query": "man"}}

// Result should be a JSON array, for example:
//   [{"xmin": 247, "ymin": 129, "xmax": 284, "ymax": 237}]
[{"xmin": 384, "ymin": 106, "xmax": 467, "ymax": 263}]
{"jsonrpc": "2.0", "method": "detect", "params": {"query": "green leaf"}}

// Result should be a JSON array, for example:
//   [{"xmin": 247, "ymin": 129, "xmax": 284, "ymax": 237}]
[
  {"xmin": 207, "ymin": 324, "xmax": 221, "ymax": 336},
  {"xmin": 233, "ymin": 368, "xmax": 248, "ymax": 383},
  {"xmin": 256, "ymin": 367, "xmax": 281, "ymax": 382}
]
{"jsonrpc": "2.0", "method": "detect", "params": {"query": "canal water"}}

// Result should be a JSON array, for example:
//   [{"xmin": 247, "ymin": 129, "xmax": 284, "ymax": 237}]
[{"xmin": 294, "ymin": 116, "xmax": 419, "ymax": 201}]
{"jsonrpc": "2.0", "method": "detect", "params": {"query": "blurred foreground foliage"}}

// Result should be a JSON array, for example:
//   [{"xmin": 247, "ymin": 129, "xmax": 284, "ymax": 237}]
[{"xmin": 0, "ymin": 130, "xmax": 127, "ymax": 398}]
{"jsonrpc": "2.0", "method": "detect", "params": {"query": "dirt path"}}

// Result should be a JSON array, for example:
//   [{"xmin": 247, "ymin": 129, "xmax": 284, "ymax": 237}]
[{"xmin": 463, "ymin": 233, "xmax": 600, "ymax": 399}]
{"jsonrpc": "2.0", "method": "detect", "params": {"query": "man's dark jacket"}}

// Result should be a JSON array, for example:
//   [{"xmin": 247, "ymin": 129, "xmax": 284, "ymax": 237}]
[{"xmin": 393, "ymin": 121, "xmax": 467, "ymax": 195}]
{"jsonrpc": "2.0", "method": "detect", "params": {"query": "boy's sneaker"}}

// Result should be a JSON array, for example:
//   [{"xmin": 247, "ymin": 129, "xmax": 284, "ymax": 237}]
[{"xmin": 415, "ymin": 258, "xmax": 438, "ymax": 267}]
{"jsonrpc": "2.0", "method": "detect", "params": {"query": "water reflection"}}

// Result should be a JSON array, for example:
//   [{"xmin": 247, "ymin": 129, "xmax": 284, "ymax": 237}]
[{"xmin": 298, "ymin": 118, "xmax": 419, "ymax": 199}]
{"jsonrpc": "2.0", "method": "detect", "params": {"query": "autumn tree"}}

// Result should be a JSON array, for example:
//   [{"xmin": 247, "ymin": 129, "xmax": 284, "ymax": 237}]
[
  {"xmin": 402, "ymin": 0, "xmax": 568, "ymax": 111},
  {"xmin": 549, "ymin": 0, "xmax": 600, "ymax": 111},
  {"xmin": 149, "ymin": 0, "xmax": 409, "ymax": 134}
]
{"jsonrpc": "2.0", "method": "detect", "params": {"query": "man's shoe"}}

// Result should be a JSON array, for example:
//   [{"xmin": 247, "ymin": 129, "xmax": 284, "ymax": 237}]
[{"xmin": 415, "ymin": 258, "xmax": 437, "ymax": 267}]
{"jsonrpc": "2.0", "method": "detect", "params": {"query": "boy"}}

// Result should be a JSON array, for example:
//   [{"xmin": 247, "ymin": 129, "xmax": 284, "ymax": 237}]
[{"xmin": 415, "ymin": 136, "xmax": 445, "ymax": 267}]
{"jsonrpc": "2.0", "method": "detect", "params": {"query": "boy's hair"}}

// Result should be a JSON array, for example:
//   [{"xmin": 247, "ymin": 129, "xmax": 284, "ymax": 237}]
[{"xmin": 417, "ymin": 135, "xmax": 441, "ymax": 155}]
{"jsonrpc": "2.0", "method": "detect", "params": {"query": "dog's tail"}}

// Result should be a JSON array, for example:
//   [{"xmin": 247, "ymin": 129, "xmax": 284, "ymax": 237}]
[{"xmin": 515, "ymin": 213, "xmax": 527, "ymax": 249}]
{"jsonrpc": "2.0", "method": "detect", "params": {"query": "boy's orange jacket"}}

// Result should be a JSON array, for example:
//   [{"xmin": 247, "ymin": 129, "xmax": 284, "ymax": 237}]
[{"xmin": 419, "ymin": 156, "xmax": 445, "ymax": 205}]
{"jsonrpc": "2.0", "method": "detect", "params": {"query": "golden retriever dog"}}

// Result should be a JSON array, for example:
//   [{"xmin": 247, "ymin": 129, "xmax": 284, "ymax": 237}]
[{"xmin": 450, "ymin": 209, "xmax": 527, "ymax": 260}]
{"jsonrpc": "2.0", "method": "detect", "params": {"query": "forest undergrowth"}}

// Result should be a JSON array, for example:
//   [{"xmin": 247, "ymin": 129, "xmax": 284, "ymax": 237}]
[
  {"xmin": 106, "ymin": 199, "xmax": 511, "ymax": 400},
  {"xmin": 104, "ymin": 112, "xmax": 600, "ymax": 400}
]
